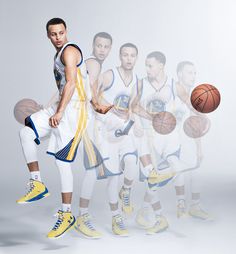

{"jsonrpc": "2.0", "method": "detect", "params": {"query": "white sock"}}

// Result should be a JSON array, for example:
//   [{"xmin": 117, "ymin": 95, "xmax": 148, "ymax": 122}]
[
  {"xmin": 142, "ymin": 164, "xmax": 153, "ymax": 178},
  {"xmin": 154, "ymin": 208, "xmax": 162, "ymax": 217},
  {"xmin": 79, "ymin": 207, "xmax": 88, "ymax": 216},
  {"xmin": 142, "ymin": 200, "xmax": 150, "ymax": 209},
  {"xmin": 177, "ymin": 195, "xmax": 185, "ymax": 202},
  {"xmin": 30, "ymin": 171, "xmax": 41, "ymax": 182},
  {"xmin": 62, "ymin": 203, "xmax": 71, "ymax": 212},
  {"xmin": 111, "ymin": 209, "xmax": 120, "ymax": 217}
]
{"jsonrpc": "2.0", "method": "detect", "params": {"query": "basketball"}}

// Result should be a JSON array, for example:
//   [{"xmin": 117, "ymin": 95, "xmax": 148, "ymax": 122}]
[
  {"xmin": 183, "ymin": 115, "xmax": 210, "ymax": 138},
  {"xmin": 152, "ymin": 111, "xmax": 176, "ymax": 135},
  {"xmin": 190, "ymin": 84, "xmax": 221, "ymax": 113},
  {"xmin": 14, "ymin": 98, "xmax": 42, "ymax": 125}
]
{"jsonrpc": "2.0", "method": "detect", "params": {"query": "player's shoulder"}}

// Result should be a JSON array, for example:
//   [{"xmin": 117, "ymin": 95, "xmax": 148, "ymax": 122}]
[{"xmin": 85, "ymin": 58, "xmax": 101, "ymax": 69}]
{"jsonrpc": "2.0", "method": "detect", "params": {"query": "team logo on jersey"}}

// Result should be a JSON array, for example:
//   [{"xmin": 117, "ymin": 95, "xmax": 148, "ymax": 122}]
[
  {"xmin": 146, "ymin": 99, "xmax": 166, "ymax": 114},
  {"xmin": 54, "ymin": 68, "xmax": 62, "ymax": 90},
  {"xmin": 113, "ymin": 94, "xmax": 130, "ymax": 111}
]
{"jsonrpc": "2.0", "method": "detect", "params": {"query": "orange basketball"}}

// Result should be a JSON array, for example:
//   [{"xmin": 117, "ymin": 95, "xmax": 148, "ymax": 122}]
[
  {"xmin": 14, "ymin": 98, "xmax": 42, "ymax": 124},
  {"xmin": 152, "ymin": 111, "xmax": 176, "ymax": 135},
  {"xmin": 190, "ymin": 84, "xmax": 221, "ymax": 113},
  {"xmin": 183, "ymin": 115, "xmax": 210, "ymax": 138}
]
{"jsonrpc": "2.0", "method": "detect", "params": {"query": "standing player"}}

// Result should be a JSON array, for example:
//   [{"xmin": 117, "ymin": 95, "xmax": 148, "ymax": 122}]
[
  {"xmin": 17, "ymin": 18, "xmax": 111, "ymax": 238},
  {"xmin": 134, "ymin": 51, "xmax": 178, "ymax": 234},
  {"xmin": 75, "ymin": 43, "xmax": 140, "ymax": 237},
  {"xmin": 174, "ymin": 61, "xmax": 211, "ymax": 219},
  {"xmin": 76, "ymin": 32, "xmax": 113, "ymax": 238}
]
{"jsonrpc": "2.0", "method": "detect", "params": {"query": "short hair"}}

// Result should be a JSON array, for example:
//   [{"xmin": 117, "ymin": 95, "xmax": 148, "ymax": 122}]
[
  {"xmin": 93, "ymin": 32, "xmax": 113, "ymax": 44},
  {"xmin": 146, "ymin": 51, "xmax": 166, "ymax": 65},
  {"xmin": 119, "ymin": 43, "xmax": 138, "ymax": 55},
  {"xmin": 176, "ymin": 61, "xmax": 194, "ymax": 74},
  {"xmin": 46, "ymin": 18, "xmax": 67, "ymax": 32}
]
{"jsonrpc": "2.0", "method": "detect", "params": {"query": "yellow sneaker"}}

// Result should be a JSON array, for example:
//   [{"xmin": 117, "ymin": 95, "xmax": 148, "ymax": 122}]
[
  {"xmin": 75, "ymin": 213, "xmax": 102, "ymax": 239},
  {"xmin": 136, "ymin": 207, "xmax": 154, "ymax": 228},
  {"xmin": 16, "ymin": 179, "xmax": 49, "ymax": 204},
  {"xmin": 177, "ymin": 199, "xmax": 188, "ymax": 218},
  {"xmin": 146, "ymin": 215, "xmax": 169, "ymax": 234},
  {"xmin": 189, "ymin": 204, "xmax": 212, "ymax": 220},
  {"xmin": 47, "ymin": 210, "xmax": 75, "ymax": 239},
  {"xmin": 148, "ymin": 170, "xmax": 175, "ymax": 190},
  {"xmin": 112, "ymin": 214, "xmax": 128, "ymax": 237},
  {"xmin": 119, "ymin": 187, "xmax": 133, "ymax": 215}
]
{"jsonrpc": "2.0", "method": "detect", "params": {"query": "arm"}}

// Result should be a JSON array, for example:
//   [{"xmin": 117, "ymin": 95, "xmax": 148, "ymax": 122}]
[{"xmin": 49, "ymin": 46, "xmax": 80, "ymax": 128}]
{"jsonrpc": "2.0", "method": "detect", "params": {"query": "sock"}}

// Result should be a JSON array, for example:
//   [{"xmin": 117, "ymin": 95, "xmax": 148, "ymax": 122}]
[
  {"xmin": 177, "ymin": 195, "xmax": 185, "ymax": 203},
  {"xmin": 30, "ymin": 171, "xmax": 41, "ymax": 182},
  {"xmin": 142, "ymin": 164, "xmax": 153, "ymax": 178},
  {"xmin": 123, "ymin": 184, "xmax": 131, "ymax": 190},
  {"xmin": 62, "ymin": 203, "xmax": 71, "ymax": 212},
  {"xmin": 111, "ymin": 209, "xmax": 120, "ymax": 217},
  {"xmin": 154, "ymin": 208, "xmax": 162, "ymax": 217},
  {"xmin": 80, "ymin": 207, "xmax": 88, "ymax": 216},
  {"xmin": 142, "ymin": 200, "xmax": 150, "ymax": 209}
]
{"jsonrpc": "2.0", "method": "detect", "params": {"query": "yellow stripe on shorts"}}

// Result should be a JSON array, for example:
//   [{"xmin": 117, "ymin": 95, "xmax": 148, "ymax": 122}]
[{"xmin": 66, "ymin": 68, "xmax": 87, "ymax": 160}]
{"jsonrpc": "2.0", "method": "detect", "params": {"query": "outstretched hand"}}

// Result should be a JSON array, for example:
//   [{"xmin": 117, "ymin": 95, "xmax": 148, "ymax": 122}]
[{"xmin": 92, "ymin": 102, "xmax": 114, "ymax": 114}]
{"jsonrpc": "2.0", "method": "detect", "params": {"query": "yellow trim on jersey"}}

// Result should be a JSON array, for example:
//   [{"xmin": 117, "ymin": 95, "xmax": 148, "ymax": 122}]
[
  {"xmin": 83, "ymin": 131, "xmax": 97, "ymax": 166},
  {"xmin": 66, "ymin": 68, "xmax": 87, "ymax": 160}
]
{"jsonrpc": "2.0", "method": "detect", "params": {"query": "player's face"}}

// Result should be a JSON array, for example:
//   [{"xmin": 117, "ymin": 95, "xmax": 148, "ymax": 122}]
[
  {"xmin": 145, "ymin": 57, "xmax": 163, "ymax": 79},
  {"xmin": 178, "ymin": 64, "xmax": 196, "ymax": 87},
  {"xmin": 120, "ymin": 47, "xmax": 138, "ymax": 70},
  {"xmin": 93, "ymin": 37, "xmax": 112, "ymax": 61},
  {"xmin": 47, "ymin": 24, "xmax": 67, "ymax": 50}
]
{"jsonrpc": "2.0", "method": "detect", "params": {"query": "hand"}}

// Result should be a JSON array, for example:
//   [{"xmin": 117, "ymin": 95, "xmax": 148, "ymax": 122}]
[
  {"xmin": 94, "ymin": 103, "xmax": 114, "ymax": 114},
  {"xmin": 49, "ymin": 111, "xmax": 63, "ymax": 128}
]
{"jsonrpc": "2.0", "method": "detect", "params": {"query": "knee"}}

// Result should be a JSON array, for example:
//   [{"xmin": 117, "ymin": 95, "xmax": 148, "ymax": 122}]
[{"xmin": 19, "ymin": 126, "xmax": 35, "ymax": 142}]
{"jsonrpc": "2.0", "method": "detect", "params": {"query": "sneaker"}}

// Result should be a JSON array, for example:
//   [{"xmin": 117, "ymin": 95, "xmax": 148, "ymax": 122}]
[
  {"xmin": 47, "ymin": 210, "xmax": 75, "ymax": 239},
  {"xmin": 119, "ymin": 187, "xmax": 133, "ymax": 215},
  {"xmin": 16, "ymin": 179, "xmax": 49, "ymax": 204},
  {"xmin": 148, "ymin": 170, "xmax": 175, "ymax": 190},
  {"xmin": 75, "ymin": 213, "xmax": 102, "ymax": 239},
  {"xmin": 177, "ymin": 199, "xmax": 188, "ymax": 218},
  {"xmin": 189, "ymin": 204, "xmax": 212, "ymax": 220},
  {"xmin": 136, "ymin": 207, "xmax": 154, "ymax": 228},
  {"xmin": 146, "ymin": 215, "xmax": 169, "ymax": 234},
  {"xmin": 112, "ymin": 214, "xmax": 128, "ymax": 236}
]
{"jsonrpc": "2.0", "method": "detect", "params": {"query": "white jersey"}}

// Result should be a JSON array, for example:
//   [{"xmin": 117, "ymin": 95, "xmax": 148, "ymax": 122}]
[
  {"xmin": 27, "ymin": 42, "xmax": 92, "ymax": 162},
  {"xmin": 54, "ymin": 42, "xmax": 91, "ymax": 102}
]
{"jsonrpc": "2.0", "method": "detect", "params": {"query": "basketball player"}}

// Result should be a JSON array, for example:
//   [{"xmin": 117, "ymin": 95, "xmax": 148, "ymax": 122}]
[
  {"xmin": 76, "ymin": 32, "xmax": 113, "ymax": 238},
  {"xmin": 134, "ymin": 51, "xmax": 179, "ymax": 234},
  {"xmin": 174, "ymin": 61, "xmax": 211, "ymax": 220},
  {"xmin": 75, "ymin": 43, "xmax": 141, "ymax": 237},
  {"xmin": 17, "ymin": 18, "xmax": 111, "ymax": 238}
]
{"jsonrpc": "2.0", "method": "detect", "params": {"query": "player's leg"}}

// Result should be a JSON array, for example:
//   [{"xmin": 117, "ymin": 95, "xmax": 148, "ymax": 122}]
[
  {"xmin": 75, "ymin": 169, "xmax": 102, "ymax": 238},
  {"xmin": 189, "ymin": 169, "xmax": 211, "ymax": 220},
  {"xmin": 119, "ymin": 154, "xmax": 137, "ymax": 215},
  {"xmin": 108, "ymin": 175, "xmax": 128, "ymax": 236},
  {"xmin": 17, "ymin": 109, "xmax": 51, "ymax": 204},
  {"xmin": 47, "ymin": 160, "xmax": 75, "ymax": 238},
  {"xmin": 174, "ymin": 174, "xmax": 187, "ymax": 218}
]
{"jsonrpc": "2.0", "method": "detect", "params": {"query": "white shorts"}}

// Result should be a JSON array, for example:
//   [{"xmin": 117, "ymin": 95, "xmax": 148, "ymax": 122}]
[{"xmin": 25, "ymin": 99, "xmax": 88, "ymax": 162}]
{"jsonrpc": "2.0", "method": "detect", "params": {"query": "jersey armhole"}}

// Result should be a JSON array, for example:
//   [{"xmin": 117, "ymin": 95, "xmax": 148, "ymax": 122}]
[{"xmin": 60, "ymin": 44, "xmax": 83, "ymax": 67}]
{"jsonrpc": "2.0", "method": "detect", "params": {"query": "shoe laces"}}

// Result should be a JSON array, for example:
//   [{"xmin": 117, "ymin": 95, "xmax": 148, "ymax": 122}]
[
  {"xmin": 114, "ymin": 214, "xmax": 126, "ymax": 230},
  {"xmin": 82, "ymin": 213, "xmax": 95, "ymax": 231},
  {"xmin": 52, "ymin": 210, "xmax": 64, "ymax": 231},
  {"xmin": 122, "ymin": 189, "xmax": 131, "ymax": 207},
  {"xmin": 25, "ymin": 180, "xmax": 35, "ymax": 196},
  {"xmin": 177, "ymin": 199, "xmax": 186, "ymax": 212}
]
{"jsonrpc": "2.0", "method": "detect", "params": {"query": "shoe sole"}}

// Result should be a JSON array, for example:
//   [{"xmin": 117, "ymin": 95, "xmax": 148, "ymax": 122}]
[
  {"xmin": 146, "ymin": 225, "xmax": 169, "ymax": 235},
  {"xmin": 74, "ymin": 225, "xmax": 102, "ymax": 239},
  {"xmin": 47, "ymin": 217, "xmax": 76, "ymax": 239},
  {"xmin": 17, "ymin": 192, "xmax": 50, "ymax": 204}
]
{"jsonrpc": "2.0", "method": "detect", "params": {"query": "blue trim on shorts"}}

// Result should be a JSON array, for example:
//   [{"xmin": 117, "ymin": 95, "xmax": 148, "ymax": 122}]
[
  {"xmin": 25, "ymin": 115, "xmax": 40, "ymax": 145},
  {"xmin": 120, "ymin": 150, "xmax": 138, "ymax": 171},
  {"xmin": 46, "ymin": 150, "xmax": 77, "ymax": 163}
]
